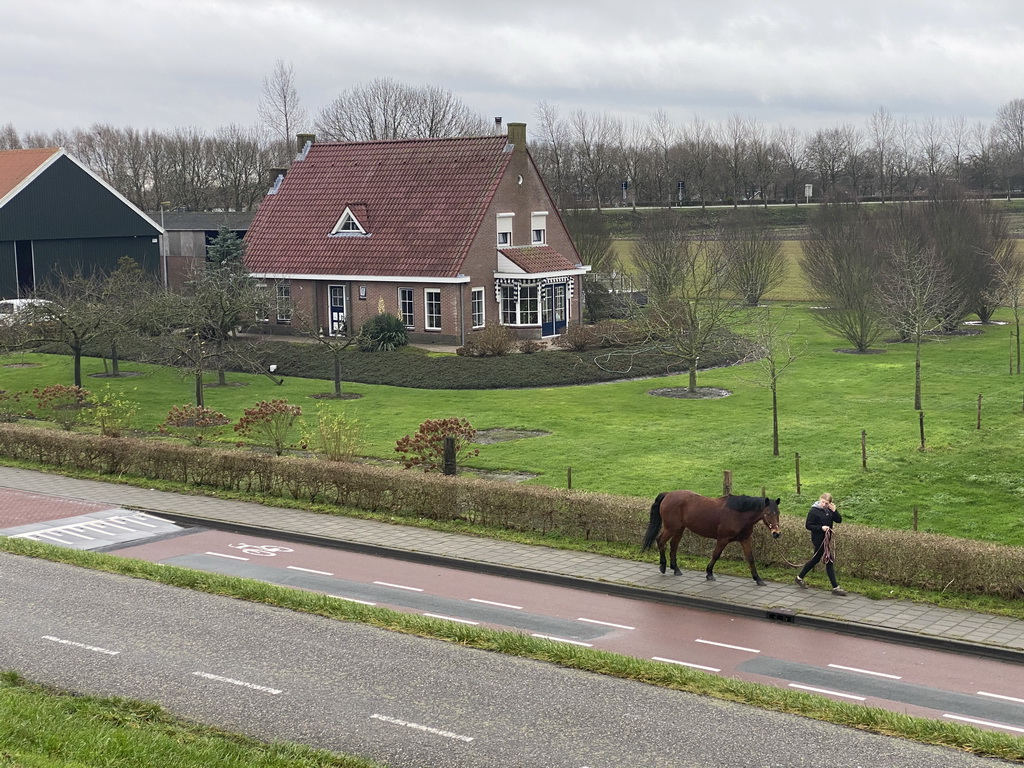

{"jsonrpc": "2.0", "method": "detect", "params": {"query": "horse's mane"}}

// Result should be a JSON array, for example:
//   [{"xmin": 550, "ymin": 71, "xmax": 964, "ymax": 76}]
[{"xmin": 724, "ymin": 495, "xmax": 767, "ymax": 513}]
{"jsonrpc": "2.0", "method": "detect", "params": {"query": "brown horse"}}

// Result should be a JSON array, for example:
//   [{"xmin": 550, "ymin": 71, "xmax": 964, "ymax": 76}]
[{"xmin": 641, "ymin": 490, "xmax": 781, "ymax": 586}]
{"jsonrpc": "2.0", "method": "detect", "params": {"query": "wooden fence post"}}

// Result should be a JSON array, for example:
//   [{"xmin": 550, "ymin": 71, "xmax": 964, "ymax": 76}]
[
  {"xmin": 919, "ymin": 411, "xmax": 925, "ymax": 451},
  {"xmin": 861, "ymin": 430, "xmax": 867, "ymax": 470},
  {"xmin": 723, "ymin": 470, "xmax": 732, "ymax": 496},
  {"xmin": 794, "ymin": 453, "xmax": 801, "ymax": 495},
  {"xmin": 913, "ymin": 506, "xmax": 918, "ymax": 531},
  {"xmin": 567, "ymin": 466, "xmax": 572, "ymax": 490},
  {"xmin": 977, "ymin": 393, "xmax": 983, "ymax": 430},
  {"xmin": 442, "ymin": 436, "xmax": 456, "ymax": 476}
]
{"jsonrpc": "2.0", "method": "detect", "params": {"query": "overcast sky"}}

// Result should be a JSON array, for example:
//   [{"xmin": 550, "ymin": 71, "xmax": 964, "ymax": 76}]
[{"xmin": 4, "ymin": 0, "xmax": 1024, "ymax": 138}]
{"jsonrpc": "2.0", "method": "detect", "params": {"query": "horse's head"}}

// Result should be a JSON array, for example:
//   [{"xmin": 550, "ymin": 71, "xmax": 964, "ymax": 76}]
[{"xmin": 762, "ymin": 497, "xmax": 782, "ymax": 539}]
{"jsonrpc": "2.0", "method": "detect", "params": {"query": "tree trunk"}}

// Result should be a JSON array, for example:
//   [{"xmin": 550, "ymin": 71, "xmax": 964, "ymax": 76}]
[
  {"xmin": 688, "ymin": 364, "xmax": 698, "ymax": 393},
  {"xmin": 195, "ymin": 372, "xmax": 204, "ymax": 408},
  {"xmin": 72, "ymin": 343, "xmax": 83, "ymax": 388},
  {"xmin": 110, "ymin": 340, "xmax": 120, "ymax": 377},
  {"xmin": 914, "ymin": 337, "xmax": 923, "ymax": 410},
  {"xmin": 334, "ymin": 353, "xmax": 342, "ymax": 396},
  {"xmin": 771, "ymin": 383, "xmax": 780, "ymax": 457}
]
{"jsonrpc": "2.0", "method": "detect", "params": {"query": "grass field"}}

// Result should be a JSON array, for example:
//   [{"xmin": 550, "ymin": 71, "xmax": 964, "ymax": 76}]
[{"xmin": 3, "ymin": 303, "xmax": 1023, "ymax": 546}]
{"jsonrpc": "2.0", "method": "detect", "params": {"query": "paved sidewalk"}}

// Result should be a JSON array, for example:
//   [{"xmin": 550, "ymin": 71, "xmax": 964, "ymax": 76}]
[{"xmin": 2, "ymin": 466, "xmax": 1023, "ymax": 660}]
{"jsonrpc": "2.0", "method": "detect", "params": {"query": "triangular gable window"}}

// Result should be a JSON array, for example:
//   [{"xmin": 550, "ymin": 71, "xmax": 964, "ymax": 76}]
[{"xmin": 329, "ymin": 207, "xmax": 369, "ymax": 237}]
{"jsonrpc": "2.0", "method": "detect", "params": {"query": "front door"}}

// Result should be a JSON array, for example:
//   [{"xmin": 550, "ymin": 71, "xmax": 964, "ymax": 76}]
[
  {"xmin": 328, "ymin": 284, "xmax": 347, "ymax": 336},
  {"xmin": 541, "ymin": 283, "xmax": 568, "ymax": 337}
]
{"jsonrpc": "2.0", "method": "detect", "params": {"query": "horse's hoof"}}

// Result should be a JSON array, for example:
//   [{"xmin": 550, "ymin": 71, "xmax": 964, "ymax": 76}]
[
  {"xmin": 659, "ymin": 565, "xmax": 666, "ymax": 574},
  {"xmin": 706, "ymin": 574, "xmax": 716, "ymax": 581},
  {"xmin": 755, "ymin": 579, "xmax": 767, "ymax": 587},
  {"xmin": 672, "ymin": 568, "xmax": 682, "ymax": 576}
]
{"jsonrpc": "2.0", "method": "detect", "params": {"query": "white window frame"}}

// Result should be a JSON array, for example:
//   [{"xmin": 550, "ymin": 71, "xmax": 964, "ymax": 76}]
[
  {"xmin": 399, "ymin": 287, "xmax": 415, "ymax": 328},
  {"xmin": 497, "ymin": 212, "xmax": 514, "ymax": 247},
  {"xmin": 471, "ymin": 287, "xmax": 485, "ymax": 328},
  {"xmin": 499, "ymin": 283, "xmax": 540, "ymax": 326},
  {"xmin": 329, "ymin": 206, "xmax": 369, "ymax": 237},
  {"xmin": 424, "ymin": 288, "xmax": 442, "ymax": 331},
  {"xmin": 531, "ymin": 211, "xmax": 547, "ymax": 245},
  {"xmin": 276, "ymin": 281, "xmax": 292, "ymax": 322}
]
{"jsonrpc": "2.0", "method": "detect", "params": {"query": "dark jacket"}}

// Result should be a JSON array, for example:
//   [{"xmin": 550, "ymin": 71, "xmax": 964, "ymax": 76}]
[{"xmin": 805, "ymin": 502, "xmax": 842, "ymax": 545}]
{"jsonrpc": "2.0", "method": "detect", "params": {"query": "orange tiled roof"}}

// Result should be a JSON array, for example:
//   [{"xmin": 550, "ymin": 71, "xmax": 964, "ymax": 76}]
[
  {"xmin": 498, "ymin": 245, "xmax": 579, "ymax": 273},
  {"xmin": 0, "ymin": 148, "xmax": 61, "ymax": 202},
  {"xmin": 244, "ymin": 135, "xmax": 513, "ymax": 278}
]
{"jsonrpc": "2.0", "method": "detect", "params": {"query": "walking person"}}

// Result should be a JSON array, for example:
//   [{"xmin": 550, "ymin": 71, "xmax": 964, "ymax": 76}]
[{"xmin": 795, "ymin": 492, "xmax": 846, "ymax": 595}]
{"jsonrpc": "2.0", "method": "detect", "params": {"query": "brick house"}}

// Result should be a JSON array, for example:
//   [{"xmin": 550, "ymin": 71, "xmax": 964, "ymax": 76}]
[
  {"xmin": 243, "ymin": 123, "xmax": 588, "ymax": 345},
  {"xmin": 0, "ymin": 148, "xmax": 161, "ymax": 298}
]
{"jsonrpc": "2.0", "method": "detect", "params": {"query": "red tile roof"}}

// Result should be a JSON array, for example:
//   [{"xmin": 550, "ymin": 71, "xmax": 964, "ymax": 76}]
[
  {"xmin": 0, "ymin": 148, "xmax": 61, "ymax": 203},
  {"xmin": 244, "ymin": 135, "xmax": 513, "ymax": 278},
  {"xmin": 499, "ymin": 246, "xmax": 580, "ymax": 273}
]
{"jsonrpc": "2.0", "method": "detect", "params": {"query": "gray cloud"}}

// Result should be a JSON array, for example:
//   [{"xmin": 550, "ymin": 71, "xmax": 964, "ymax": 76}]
[{"xmin": 3, "ymin": 0, "xmax": 1023, "ymax": 135}]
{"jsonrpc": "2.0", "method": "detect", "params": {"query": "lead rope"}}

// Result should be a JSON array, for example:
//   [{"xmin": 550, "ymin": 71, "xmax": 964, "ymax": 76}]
[{"xmin": 821, "ymin": 527, "xmax": 835, "ymax": 564}]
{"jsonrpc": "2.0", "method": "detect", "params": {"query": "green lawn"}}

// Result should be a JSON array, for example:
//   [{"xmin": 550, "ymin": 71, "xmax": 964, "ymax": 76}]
[{"xmin": 2, "ymin": 304, "xmax": 1023, "ymax": 545}]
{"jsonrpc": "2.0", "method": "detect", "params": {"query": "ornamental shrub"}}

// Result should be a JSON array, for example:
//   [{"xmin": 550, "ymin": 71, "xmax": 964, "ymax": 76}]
[
  {"xmin": 394, "ymin": 416, "xmax": 480, "ymax": 473},
  {"xmin": 0, "ymin": 390, "xmax": 22, "ymax": 423},
  {"xmin": 159, "ymin": 404, "xmax": 230, "ymax": 446},
  {"xmin": 456, "ymin": 325, "xmax": 517, "ymax": 357},
  {"xmin": 30, "ymin": 384, "xmax": 92, "ymax": 430},
  {"xmin": 234, "ymin": 399, "xmax": 302, "ymax": 456},
  {"xmin": 88, "ymin": 386, "xmax": 138, "ymax": 438},
  {"xmin": 357, "ymin": 313, "xmax": 408, "ymax": 352},
  {"xmin": 304, "ymin": 405, "xmax": 363, "ymax": 462}
]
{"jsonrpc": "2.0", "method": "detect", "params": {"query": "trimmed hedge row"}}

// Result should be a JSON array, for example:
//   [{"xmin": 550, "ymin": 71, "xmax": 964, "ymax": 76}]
[{"xmin": 1, "ymin": 424, "xmax": 1021, "ymax": 599}]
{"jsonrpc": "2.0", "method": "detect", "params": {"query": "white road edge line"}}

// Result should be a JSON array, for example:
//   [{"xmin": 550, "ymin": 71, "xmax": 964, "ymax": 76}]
[
  {"xmin": 205, "ymin": 551, "xmax": 249, "ymax": 561},
  {"xmin": 789, "ymin": 684, "xmax": 865, "ymax": 701},
  {"xmin": 470, "ymin": 598, "xmax": 522, "ymax": 610},
  {"xmin": 286, "ymin": 565, "xmax": 334, "ymax": 575},
  {"xmin": 373, "ymin": 581, "xmax": 423, "ymax": 592},
  {"xmin": 370, "ymin": 713, "xmax": 474, "ymax": 742},
  {"xmin": 328, "ymin": 595, "xmax": 376, "ymax": 606},
  {"xmin": 652, "ymin": 656, "xmax": 721, "ymax": 672},
  {"xmin": 695, "ymin": 638, "xmax": 760, "ymax": 653},
  {"xmin": 577, "ymin": 617, "xmax": 635, "ymax": 630},
  {"xmin": 423, "ymin": 613, "xmax": 479, "ymax": 625},
  {"xmin": 532, "ymin": 634, "xmax": 593, "ymax": 647},
  {"xmin": 42, "ymin": 636, "xmax": 119, "ymax": 656},
  {"xmin": 977, "ymin": 691, "xmax": 1024, "ymax": 705},
  {"xmin": 944, "ymin": 714, "xmax": 1024, "ymax": 734},
  {"xmin": 828, "ymin": 663, "xmax": 902, "ymax": 679},
  {"xmin": 193, "ymin": 671, "xmax": 283, "ymax": 695}
]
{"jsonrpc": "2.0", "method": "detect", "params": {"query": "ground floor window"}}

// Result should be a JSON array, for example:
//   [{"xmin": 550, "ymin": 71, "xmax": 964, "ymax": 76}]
[
  {"xmin": 471, "ymin": 287, "xmax": 485, "ymax": 328},
  {"xmin": 276, "ymin": 281, "xmax": 292, "ymax": 322},
  {"xmin": 500, "ymin": 283, "xmax": 539, "ymax": 325},
  {"xmin": 399, "ymin": 287, "xmax": 414, "ymax": 328},
  {"xmin": 425, "ymin": 288, "xmax": 441, "ymax": 330}
]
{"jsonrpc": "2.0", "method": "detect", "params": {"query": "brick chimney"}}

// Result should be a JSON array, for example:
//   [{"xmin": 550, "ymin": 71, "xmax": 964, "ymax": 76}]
[
  {"xmin": 506, "ymin": 122, "xmax": 526, "ymax": 147},
  {"xmin": 296, "ymin": 133, "xmax": 315, "ymax": 153}
]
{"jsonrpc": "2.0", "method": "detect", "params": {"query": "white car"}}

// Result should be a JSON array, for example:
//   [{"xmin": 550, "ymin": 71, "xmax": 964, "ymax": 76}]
[{"xmin": 0, "ymin": 298, "xmax": 53, "ymax": 326}]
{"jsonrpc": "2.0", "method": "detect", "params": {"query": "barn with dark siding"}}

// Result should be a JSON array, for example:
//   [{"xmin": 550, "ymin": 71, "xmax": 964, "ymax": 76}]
[{"xmin": 0, "ymin": 147, "xmax": 163, "ymax": 298}]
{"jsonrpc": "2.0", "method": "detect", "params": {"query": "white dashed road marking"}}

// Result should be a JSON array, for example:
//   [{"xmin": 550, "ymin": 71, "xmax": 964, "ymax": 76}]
[
  {"xmin": 370, "ymin": 713, "xmax": 474, "ymax": 742},
  {"xmin": 42, "ymin": 636, "xmax": 119, "ymax": 655},
  {"xmin": 193, "ymin": 671, "xmax": 283, "ymax": 695}
]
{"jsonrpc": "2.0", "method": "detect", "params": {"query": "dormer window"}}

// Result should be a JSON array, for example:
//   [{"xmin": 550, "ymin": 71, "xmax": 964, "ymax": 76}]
[{"xmin": 330, "ymin": 206, "xmax": 369, "ymax": 237}]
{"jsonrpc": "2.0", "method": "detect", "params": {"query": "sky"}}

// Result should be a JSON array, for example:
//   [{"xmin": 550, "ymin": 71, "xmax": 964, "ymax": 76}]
[{"xmin": 4, "ymin": 0, "xmax": 1024, "ymax": 138}]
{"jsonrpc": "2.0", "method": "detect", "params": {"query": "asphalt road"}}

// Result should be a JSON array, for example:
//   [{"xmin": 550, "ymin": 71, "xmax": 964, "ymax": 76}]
[{"xmin": 0, "ymin": 552, "xmax": 1014, "ymax": 768}]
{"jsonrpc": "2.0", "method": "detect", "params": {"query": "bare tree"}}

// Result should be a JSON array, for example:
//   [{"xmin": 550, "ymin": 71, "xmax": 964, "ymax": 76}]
[
  {"xmin": 532, "ymin": 101, "xmax": 573, "ymax": 208},
  {"xmin": 632, "ymin": 210, "xmax": 688, "ymax": 307},
  {"xmin": 258, "ymin": 59, "xmax": 308, "ymax": 164},
  {"xmin": 0, "ymin": 123, "xmax": 21, "ymax": 149},
  {"xmin": 743, "ymin": 305, "xmax": 803, "ymax": 456},
  {"xmin": 569, "ymin": 109, "xmax": 619, "ymax": 213},
  {"xmin": 564, "ymin": 209, "xmax": 620, "ymax": 322},
  {"xmin": 801, "ymin": 200, "xmax": 886, "ymax": 351},
  {"xmin": 875, "ymin": 206, "xmax": 952, "ymax": 409},
  {"xmin": 774, "ymin": 124, "xmax": 807, "ymax": 204},
  {"xmin": 681, "ymin": 115, "xmax": 718, "ymax": 208},
  {"xmin": 32, "ymin": 271, "xmax": 108, "ymax": 387},
  {"xmin": 720, "ymin": 209, "xmax": 786, "ymax": 306},
  {"xmin": 210, "ymin": 124, "xmax": 269, "ymax": 211},
  {"xmin": 868, "ymin": 107, "xmax": 897, "ymax": 202},
  {"xmin": 633, "ymin": 214, "xmax": 738, "ymax": 392},
  {"xmin": 747, "ymin": 119, "xmax": 779, "ymax": 207},
  {"xmin": 719, "ymin": 114, "xmax": 752, "ymax": 207},
  {"xmin": 315, "ymin": 78, "xmax": 483, "ymax": 141},
  {"xmin": 991, "ymin": 239, "xmax": 1024, "ymax": 374},
  {"xmin": 995, "ymin": 97, "xmax": 1024, "ymax": 192}
]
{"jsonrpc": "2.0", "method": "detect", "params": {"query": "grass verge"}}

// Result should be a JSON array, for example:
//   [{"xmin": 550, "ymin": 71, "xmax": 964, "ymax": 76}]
[
  {"xmin": 0, "ymin": 671, "xmax": 382, "ymax": 768},
  {"xmin": 2, "ymin": 536, "xmax": 1022, "ymax": 763}
]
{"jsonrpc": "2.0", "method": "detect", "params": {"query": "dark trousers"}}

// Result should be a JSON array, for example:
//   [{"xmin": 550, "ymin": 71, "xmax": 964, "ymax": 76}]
[{"xmin": 798, "ymin": 535, "xmax": 838, "ymax": 587}]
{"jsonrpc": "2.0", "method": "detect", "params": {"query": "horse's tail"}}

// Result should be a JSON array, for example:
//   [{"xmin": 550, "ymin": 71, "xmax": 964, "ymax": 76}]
[{"xmin": 641, "ymin": 492, "xmax": 667, "ymax": 552}]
